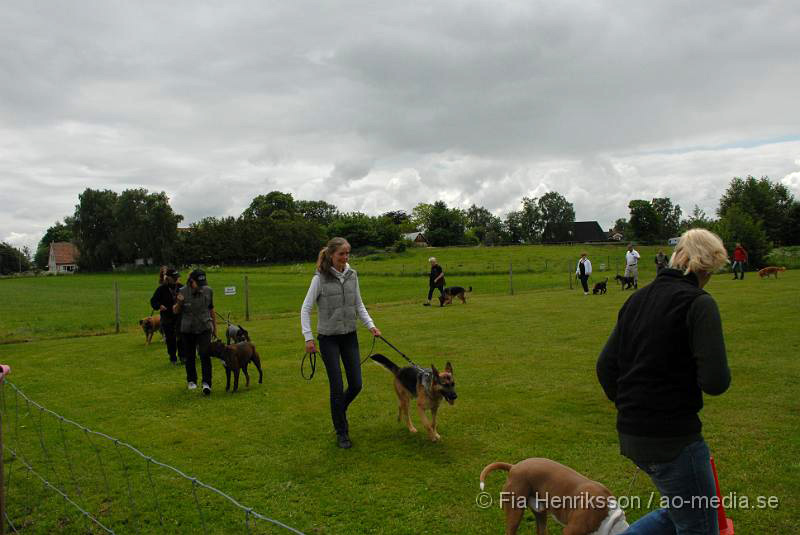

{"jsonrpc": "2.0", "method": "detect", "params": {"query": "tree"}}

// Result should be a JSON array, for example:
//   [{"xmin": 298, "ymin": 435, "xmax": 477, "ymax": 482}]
[
  {"xmin": 425, "ymin": 201, "xmax": 465, "ymax": 246},
  {"xmin": 410, "ymin": 203, "xmax": 434, "ymax": 232},
  {"xmin": 614, "ymin": 218, "xmax": 630, "ymax": 238},
  {"xmin": 718, "ymin": 176, "xmax": 795, "ymax": 245},
  {"xmin": 72, "ymin": 189, "xmax": 119, "ymax": 270},
  {"xmin": 651, "ymin": 197, "xmax": 682, "ymax": 240},
  {"xmin": 714, "ymin": 204, "xmax": 770, "ymax": 268},
  {"xmin": 518, "ymin": 197, "xmax": 544, "ymax": 243},
  {"xmin": 538, "ymin": 192, "xmax": 575, "ymax": 243},
  {"xmin": 628, "ymin": 200, "xmax": 660, "ymax": 243},
  {"xmin": 503, "ymin": 211, "xmax": 525, "ymax": 244},
  {"xmin": 243, "ymin": 191, "xmax": 296, "ymax": 220},
  {"xmin": 34, "ymin": 220, "xmax": 74, "ymax": 269},
  {"xmin": 465, "ymin": 204, "xmax": 500, "ymax": 244},
  {"xmin": 0, "ymin": 242, "xmax": 32, "ymax": 274},
  {"xmin": 297, "ymin": 200, "xmax": 338, "ymax": 226}
]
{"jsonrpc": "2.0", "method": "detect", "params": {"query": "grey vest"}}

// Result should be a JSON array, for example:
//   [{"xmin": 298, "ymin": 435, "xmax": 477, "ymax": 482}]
[
  {"xmin": 316, "ymin": 269, "xmax": 358, "ymax": 336},
  {"xmin": 179, "ymin": 286, "xmax": 213, "ymax": 334}
]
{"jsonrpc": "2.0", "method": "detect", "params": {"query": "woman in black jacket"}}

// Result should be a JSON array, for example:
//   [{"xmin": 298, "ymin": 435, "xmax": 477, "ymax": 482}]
[{"xmin": 150, "ymin": 266, "xmax": 183, "ymax": 365}]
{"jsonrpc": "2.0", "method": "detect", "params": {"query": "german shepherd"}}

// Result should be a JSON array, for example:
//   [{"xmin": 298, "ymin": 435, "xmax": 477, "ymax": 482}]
[
  {"xmin": 438, "ymin": 286, "xmax": 472, "ymax": 306},
  {"xmin": 758, "ymin": 266, "xmax": 786, "ymax": 279},
  {"xmin": 592, "ymin": 278, "xmax": 608, "ymax": 295},
  {"xmin": 370, "ymin": 354, "xmax": 456, "ymax": 442},
  {"xmin": 207, "ymin": 340, "xmax": 263, "ymax": 392},
  {"xmin": 614, "ymin": 274, "xmax": 634, "ymax": 290},
  {"xmin": 139, "ymin": 315, "xmax": 162, "ymax": 345}
]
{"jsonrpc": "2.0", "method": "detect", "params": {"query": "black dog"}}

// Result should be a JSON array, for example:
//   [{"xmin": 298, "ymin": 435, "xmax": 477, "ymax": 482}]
[
  {"xmin": 592, "ymin": 278, "xmax": 608, "ymax": 295},
  {"xmin": 438, "ymin": 286, "xmax": 472, "ymax": 307},
  {"xmin": 207, "ymin": 340, "xmax": 263, "ymax": 392},
  {"xmin": 615, "ymin": 274, "xmax": 635, "ymax": 290}
]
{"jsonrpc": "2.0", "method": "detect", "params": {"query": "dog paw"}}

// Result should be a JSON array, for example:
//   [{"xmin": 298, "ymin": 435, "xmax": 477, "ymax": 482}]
[
  {"xmin": 430, "ymin": 433, "xmax": 441, "ymax": 442},
  {"xmin": 409, "ymin": 427, "xmax": 418, "ymax": 433}
]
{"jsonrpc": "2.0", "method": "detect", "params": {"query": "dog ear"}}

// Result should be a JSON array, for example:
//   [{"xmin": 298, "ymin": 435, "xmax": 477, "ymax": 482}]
[
  {"xmin": 431, "ymin": 364, "xmax": 440, "ymax": 380},
  {"xmin": 445, "ymin": 361, "xmax": 453, "ymax": 374}
]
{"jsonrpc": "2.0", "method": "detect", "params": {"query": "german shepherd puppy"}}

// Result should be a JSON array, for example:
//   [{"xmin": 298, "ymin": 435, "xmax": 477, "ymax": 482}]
[
  {"xmin": 139, "ymin": 315, "xmax": 162, "ymax": 345},
  {"xmin": 438, "ymin": 286, "xmax": 472, "ymax": 306},
  {"xmin": 370, "ymin": 354, "xmax": 456, "ymax": 442},
  {"xmin": 614, "ymin": 274, "xmax": 634, "ymax": 290},
  {"xmin": 207, "ymin": 340, "xmax": 263, "ymax": 392},
  {"xmin": 592, "ymin": 278, "xmax": 608, "ymax": 295}
]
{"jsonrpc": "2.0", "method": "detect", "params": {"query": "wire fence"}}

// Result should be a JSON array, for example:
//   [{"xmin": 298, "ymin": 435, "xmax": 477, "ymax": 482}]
[{"xmin": 1, "ymin": 381, "xmax": 306, "ymax": 535}]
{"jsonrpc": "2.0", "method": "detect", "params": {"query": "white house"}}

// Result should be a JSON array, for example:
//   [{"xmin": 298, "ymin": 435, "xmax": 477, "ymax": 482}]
[{"xmin": 48, "ymin": 242, "xmax": 79, "ymax": 273}]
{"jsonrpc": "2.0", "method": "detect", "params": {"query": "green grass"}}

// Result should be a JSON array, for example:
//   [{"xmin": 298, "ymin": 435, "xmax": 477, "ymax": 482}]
[{"xmin": 0, "ymin": 248, "xmax": 798, "ymax": 534}]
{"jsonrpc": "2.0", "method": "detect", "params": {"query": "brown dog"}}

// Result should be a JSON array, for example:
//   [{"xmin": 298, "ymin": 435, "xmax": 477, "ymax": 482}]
[
  {"xmin": 758, "ymin": 266, "xmax": 786, "ymax": 279},
  {"xmin": 139, "ymin": 315, "xmax": 162, "ymax": 345},
  {"xmin": 480, "ymin": 458, "xmax": 629, "ymax": 535},
  {"xmin": 370, "ymin": 354, "xmax": 456, "ymax": 441},
  {"xmin": 438, "ymin": 285, "xmax": 472, "ymax": 306},
  {"xmin": 207, "ymin": 340, "xmax": 263, "ymax": 392}
]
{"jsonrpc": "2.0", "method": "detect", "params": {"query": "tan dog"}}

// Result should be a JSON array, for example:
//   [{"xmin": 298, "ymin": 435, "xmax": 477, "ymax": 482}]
[
  {"xmin": 370, "ymin": 354, "xmax": 456, "ymax": 442},
  {"xmin": 758, "ymin": 266, "xmax": 786, "ymax": 279},
  {"xmin": 139, "ymin": 315, "xmax": 161, "ymax": 345},
  {"xmin": 480, "ymin": 458, "xmax": 628, "ymax": 535}
]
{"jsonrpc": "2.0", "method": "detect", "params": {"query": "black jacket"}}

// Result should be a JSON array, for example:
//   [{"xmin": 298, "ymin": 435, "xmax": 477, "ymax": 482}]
[{"xmin": 150, "ymin": 283, "xmax": 182, "ymax": 325}]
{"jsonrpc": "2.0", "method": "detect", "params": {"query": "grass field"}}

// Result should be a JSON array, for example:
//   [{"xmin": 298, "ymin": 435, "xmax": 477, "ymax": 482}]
[{"xmin": 1, "ymin": 246, "xmax": 798, "ymax": 534}]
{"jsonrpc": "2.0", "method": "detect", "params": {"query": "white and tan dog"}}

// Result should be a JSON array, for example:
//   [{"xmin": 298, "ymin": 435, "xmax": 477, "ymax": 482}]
[{"xmin": 480, "ymin": 458, "xmax": 629, "ymax": 535}]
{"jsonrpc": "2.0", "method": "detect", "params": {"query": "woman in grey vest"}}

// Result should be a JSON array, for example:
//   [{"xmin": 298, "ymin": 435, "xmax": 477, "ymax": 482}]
[{"xmin": 301, "ymin": 237, "xmax": 381, "ymax": 449}]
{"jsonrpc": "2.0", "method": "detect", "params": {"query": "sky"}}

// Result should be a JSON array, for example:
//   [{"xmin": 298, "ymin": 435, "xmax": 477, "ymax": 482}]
[{"xmin": 2, "ymin": 1, "xmax": 800, "ymax": 252}]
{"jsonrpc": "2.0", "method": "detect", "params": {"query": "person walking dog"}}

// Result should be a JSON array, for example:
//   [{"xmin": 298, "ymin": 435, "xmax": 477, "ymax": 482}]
[
  {"xmin": 301, "ymin": 237, "xmax": 381, "ymax": 449},
  {"xmin": 575, "ymin": 252, "xmax": 592, "ymax": 295},
  {"xmin": 150, "ymin": 266, "xmax": 183, "ymax": 365},
  {"xmin": 732, "ymin": 242, "xmax": 748, "ymax": 280},
  {"xmin": 424, "ymin": 257, "xmax": 445, "ymax": 306},
  {"xmin": 174, "ymin": 269, "xmax": 216, "ymax": 395},
  {"xmin": 597, "ymin": 229, "xmax": 731, "ymax": 534},
  {"xmin": 625, "ymin": 243, "xmax": 640, "ymax": 289}
]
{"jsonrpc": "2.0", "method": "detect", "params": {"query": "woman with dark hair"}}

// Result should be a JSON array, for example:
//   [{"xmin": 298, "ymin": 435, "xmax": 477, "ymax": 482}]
[
  {"xmin": 300, "ymin": 237, "xmax": 381, "ymax": 449},
  {"xmin": 150, "ymin": 266, "xmax": 183, "ymax": 365},
  {"xmin": 597, "ymin": 229, "xmax": 731, "ymax": 533}
]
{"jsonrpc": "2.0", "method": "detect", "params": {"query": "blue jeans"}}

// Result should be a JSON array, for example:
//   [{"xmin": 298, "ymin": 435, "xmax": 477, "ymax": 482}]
[{"xmin": 622, "ymin": 440, "xmax": 718, "ymax": 535}]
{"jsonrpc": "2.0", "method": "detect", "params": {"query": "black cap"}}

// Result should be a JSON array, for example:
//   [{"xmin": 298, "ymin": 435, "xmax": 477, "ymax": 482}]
[
  {"xmin": 165, "ymin": 268, "xmax": 180, "ymax": 279},
  {"xmin": 188, "ymin": 269, "xmax": 207, "ymax": 287}
]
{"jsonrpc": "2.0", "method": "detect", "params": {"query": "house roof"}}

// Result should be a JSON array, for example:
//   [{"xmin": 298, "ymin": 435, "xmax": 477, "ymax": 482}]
[
  {"xmin": 50, "ymin": 242, "xmax": 79, "ymax": 265},
  {"xmin": 571, "ymin": 221, "xmax": 608, "ymax": 242},
  {"xmin": 403, "ymin": 232, "xmax": 426, "ymax": 241}
]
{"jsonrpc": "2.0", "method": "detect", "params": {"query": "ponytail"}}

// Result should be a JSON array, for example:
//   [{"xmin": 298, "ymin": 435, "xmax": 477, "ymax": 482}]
[{"xmin": 158, "ymin": 265, "xmax": 167, "ymax": 285}]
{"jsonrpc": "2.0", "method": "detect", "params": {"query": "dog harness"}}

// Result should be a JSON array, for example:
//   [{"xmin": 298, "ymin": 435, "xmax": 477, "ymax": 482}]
[{"xmin": 418, "ymin": 368, "xmax": 435, "ymax": 398}]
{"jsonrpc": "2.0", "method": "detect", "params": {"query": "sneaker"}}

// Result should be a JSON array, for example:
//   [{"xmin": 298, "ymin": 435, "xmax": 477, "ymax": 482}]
[
  {"xmin": 187, "ymin": 382, "xmax": 197, "ymax": 390},
  {"xmin": 202, "ymin": 382, "xmax": 211, "ymax": 396},
  {"xmin": 336, "ymin": 433, "xmax": 352, "ymax": 449},
  {"xmin": 423, "ymin": 302, "xmax": 431, "ymax": 306}
]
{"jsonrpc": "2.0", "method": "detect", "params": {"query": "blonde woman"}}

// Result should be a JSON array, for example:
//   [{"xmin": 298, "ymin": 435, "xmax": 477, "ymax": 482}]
[
  {"xmin": 301, "ymin": 237, "xmax": 381, "ymax": 449},
  {"xmin": 597, "ymin": 229, "xmax": 731, "ymax": 533}
]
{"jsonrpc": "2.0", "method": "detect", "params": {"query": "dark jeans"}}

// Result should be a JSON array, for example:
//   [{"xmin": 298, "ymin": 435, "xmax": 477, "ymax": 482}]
[
  {"xmin": 182, "ymin": 330, "xmax": 212, "ymax": 386},
  {"xmin": 162, "ymin": 320, "xmax": 180, "ymax": 362},
  {"xmin": 732, "ymin": 261, "xmax": 745, "ymax": 278},
  {"xmin": 579, "ymin": 274, "xmax": 589, "ymax": 292},
  {"xmin": 427, "ymin": 283, "xmax": 444, "ymax": 301},
  {"xmin": 318, "ymin": 331, "xmax": 362, "ymax": 435},
  {"xmin": 622, "ymin": 440, "xmax": 718, "ymax": 534}
]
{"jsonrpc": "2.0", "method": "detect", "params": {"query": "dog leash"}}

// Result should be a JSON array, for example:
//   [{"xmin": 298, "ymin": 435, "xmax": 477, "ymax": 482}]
[
  {"xmin": 214, "ymin": 311, "xmax": 235, "ymax": 327},
  {"xmin": 364, "ymin": 335, "xmax": 423, "ymax": 371},
  {"xmin": 301, "ymin": 350, "xmax": 317, "ymax": 381}
]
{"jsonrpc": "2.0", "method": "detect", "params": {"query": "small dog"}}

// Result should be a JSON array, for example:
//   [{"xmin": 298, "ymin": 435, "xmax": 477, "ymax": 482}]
[
  {"xmin": 592, "ymin": 278, "xmax": 608, "ymax": 295},
  {"xmin": 207, "ymin": 340, "xmax": 263, "ymax": 392},
  {"xmin": 758, "ymin": 266, "xmax": 786, "ymax": 279},
  {"xmin": 614, "ymin": 274, "xmax": 634, "ymax": 290},
  {"xmin": 370, "ymin": 354, "xmax": 456, "ymax": 442},
  {"xmin": 480, "ymin": 458, "xmax": 629, "ymax": 535},
  {"xmin": 139, "ymin": 315, "xmax": 162, "ymax": 345},
  {"xmin": 225, "ymin": 323, "xmax": 250, "ymax": 345},
  {"xmin": 438, "ymin": 286, "xmax": 472, "ymax": 307}
]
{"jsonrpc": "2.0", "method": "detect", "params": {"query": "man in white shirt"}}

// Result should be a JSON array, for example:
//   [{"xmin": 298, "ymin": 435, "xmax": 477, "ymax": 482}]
[{"xmin": 625, "ymin": 243, "xmax": 640, "ymax": 289}]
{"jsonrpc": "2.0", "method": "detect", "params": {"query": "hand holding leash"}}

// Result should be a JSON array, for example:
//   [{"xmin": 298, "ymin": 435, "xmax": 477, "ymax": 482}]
[
  {"xmin": 305, "ymin": 339, "xmax": 317, "ymax": 353},
  {"xmin": 369, "ymin": 326, "xmax": 381, "ymax": 337}
]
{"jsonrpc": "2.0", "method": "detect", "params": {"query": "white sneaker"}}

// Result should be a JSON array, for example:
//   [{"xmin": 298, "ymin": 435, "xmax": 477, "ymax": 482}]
[
  {"xmin": 187, "ymin": 382, "xmax": 197, "ymax": 390},
  {"xmin": 202, "ymin": 382, "xmax": 211, "ymax": 396}
]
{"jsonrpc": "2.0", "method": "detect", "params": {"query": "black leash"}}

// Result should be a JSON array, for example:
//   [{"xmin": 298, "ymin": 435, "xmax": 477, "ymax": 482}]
[
  {"xmin": 301, "ymin": 350, "xmax": 317, "ymax": 381},
  {"xmin": 363, "ymin": 335, "xmax": 422, "ymax": 370}
]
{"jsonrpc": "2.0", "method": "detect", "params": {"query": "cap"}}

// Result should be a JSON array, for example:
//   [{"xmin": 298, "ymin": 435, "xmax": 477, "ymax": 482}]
[
  {"xmin": 188, "ymin": 269, "xmax": 207, "ymax": 287},
  {"xmin": 165, "ymin": 268, "xmax": 180, "ymax": 278}
]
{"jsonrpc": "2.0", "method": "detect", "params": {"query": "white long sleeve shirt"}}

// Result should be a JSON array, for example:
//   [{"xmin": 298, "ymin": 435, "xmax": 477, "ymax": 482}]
[
  {"xmin": 300, "ymin": 264, "xmax": 375, "ymax": 342},
  {"xmin": 576, "ymin": 258, "xmax": 592, "ymax": 276},
  {"xmin": 626, "ymin": 250, "xmax": 640, "ymax": 266}
]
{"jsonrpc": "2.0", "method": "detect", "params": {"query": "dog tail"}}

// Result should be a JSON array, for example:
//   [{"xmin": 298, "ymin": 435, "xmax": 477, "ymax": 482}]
[
  {"xmin": 479, "ymin": 461, "xmax": 513, "ymax": 490},
  {"xmin": 467, "ymin": 286, "xmax": 472, "ymax": 292},
  {"xmin": 370, "ymin": 353, "xmax": 399, "ymax": 375}
]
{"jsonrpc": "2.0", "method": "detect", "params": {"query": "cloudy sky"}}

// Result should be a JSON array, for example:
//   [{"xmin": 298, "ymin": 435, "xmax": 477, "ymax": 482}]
[{"xmin": 2, "ymin": 1, "xmax": 800, "ymax": 251}]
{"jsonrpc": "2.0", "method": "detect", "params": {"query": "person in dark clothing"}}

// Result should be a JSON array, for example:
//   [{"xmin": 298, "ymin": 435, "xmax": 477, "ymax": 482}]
[
  {"xmin": 173, "ymin": 269, "xmax": 216, "ymax": 395},
  {"xmin": 597, "ymin": 229, "xmax": 731, "ymax": 534},
  {"xmin": 424, "ymin": 257, "xmax": 445, "ymax": 306},
  {"xmin": 654, "ymin": 250, "xmax": 668, "ymax": 274},
  {"xmin": 575, "ymin": 252, "xmax": 592, "ymax": 295},
  {"xmin": 150, "ymin": 266, "xmax": 183, "ymax": 365}
]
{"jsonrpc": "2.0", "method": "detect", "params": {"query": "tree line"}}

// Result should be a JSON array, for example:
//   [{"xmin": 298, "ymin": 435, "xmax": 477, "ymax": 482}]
[{"xmin": 10, "ymin": 174, "xmax": 799, "ymax": 273}]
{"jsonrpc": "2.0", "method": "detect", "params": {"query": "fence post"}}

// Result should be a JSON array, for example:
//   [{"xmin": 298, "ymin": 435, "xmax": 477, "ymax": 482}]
[
  {"xmin": 568, "ymin": 260, "xmax": 573, "ymax": 289},
  {"xmin": 544, "ymin": 260, "xmax": 547, "ymax": 272},
  {"xmin": 244, "ymin": 275, "xmax": 250, "ymax": 321},
  {"xmin": 115, "ymin": 282, "xmax": 120, "ymax": 334},
  {"xmin": 509, "ymin": 259, "xmax": 514, "ymax": 295}
]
